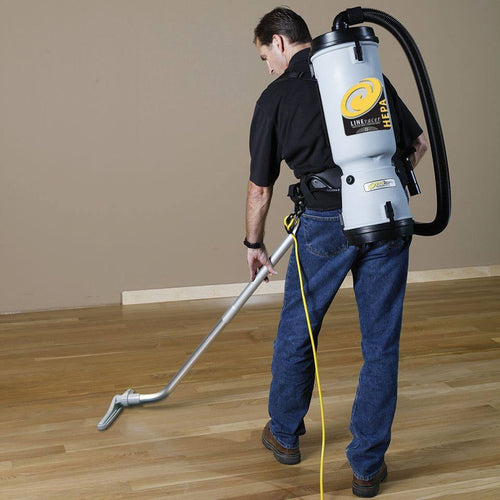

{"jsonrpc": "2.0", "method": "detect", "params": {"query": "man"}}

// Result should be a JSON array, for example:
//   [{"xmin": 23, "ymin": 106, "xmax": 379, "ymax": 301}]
[{"xmin": 245, "ymin": 7, "xmax": 428, "ymax": 498}]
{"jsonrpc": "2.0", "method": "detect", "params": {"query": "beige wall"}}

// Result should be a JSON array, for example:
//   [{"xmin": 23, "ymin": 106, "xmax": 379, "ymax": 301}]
[{"xmin": 1, "ymin": 0, "xmax": 499, "ymax": 313}]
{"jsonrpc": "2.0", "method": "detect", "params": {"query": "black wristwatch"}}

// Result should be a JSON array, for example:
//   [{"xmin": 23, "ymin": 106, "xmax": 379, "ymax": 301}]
[{"xmin": 243, "ymin": 238, "xmax": 264, "ymax": 249}]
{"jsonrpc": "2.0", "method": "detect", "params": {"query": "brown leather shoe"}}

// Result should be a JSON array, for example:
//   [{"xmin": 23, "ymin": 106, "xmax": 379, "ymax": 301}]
[
  {"xmin": 262, "ymin": 421, "xmax": 301, "ymax": 465},
  {"xmin": 352, "ymin": 462, "xmax": 387, "ymax": 498}
]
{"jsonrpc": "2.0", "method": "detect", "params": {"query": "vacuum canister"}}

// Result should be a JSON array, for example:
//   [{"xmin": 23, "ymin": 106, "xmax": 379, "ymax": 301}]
[{"xmin": 310, "ymin": 27, "xmax": 414, "ymax": 244}]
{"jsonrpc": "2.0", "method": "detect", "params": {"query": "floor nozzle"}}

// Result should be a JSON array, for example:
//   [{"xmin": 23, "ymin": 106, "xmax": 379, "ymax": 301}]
[{"xmin": 97, "ymin": 388, "xmax": 135, "ymax": 431}]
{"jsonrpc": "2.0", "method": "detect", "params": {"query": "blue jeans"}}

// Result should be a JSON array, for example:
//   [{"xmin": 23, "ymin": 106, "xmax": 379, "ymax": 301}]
[{"xmin": 268, "ymin": 209, "xmax": 410, "ymax": 481}]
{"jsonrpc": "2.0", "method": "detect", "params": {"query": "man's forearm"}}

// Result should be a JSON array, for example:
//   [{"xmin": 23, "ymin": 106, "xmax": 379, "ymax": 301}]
[
  {"xmin": 246, "ymin": 181, "xmax": 273, "ymax": 243},
  {"xmin": 410, "ymin": 132, "xmax": 429, "ymax": 168}
]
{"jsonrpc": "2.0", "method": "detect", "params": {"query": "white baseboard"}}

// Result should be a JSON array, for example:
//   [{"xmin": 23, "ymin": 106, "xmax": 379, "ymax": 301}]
[{"xmin": 122, "ymin": 265, "xmax": 500, "ymax": 306}]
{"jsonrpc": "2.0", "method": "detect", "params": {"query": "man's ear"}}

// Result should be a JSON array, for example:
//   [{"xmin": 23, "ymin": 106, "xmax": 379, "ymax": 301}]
[{"xmin": 272, "ymin": 34, "xmax": 286, "ymax": 53}]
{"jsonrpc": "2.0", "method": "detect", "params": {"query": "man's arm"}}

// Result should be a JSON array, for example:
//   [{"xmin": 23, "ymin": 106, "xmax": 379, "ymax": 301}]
[
  {"xmin": 410, "ymin": 132, "xmax": 429, "ymax": 168},
  {"xmin": 246, "ymin": 180, "xmax": 277, "ymax": 281}
]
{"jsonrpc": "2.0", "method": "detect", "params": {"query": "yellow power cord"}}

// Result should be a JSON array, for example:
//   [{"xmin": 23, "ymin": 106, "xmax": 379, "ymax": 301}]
[{"xmin": 284, "ymin": 215, "xmax": 326, "ymax": 500}]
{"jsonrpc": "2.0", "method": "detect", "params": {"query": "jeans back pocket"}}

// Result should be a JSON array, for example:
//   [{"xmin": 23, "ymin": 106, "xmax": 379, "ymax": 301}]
[{"xmin": 302, "ymin": 212, "xmax": 349, "ymax": 257}]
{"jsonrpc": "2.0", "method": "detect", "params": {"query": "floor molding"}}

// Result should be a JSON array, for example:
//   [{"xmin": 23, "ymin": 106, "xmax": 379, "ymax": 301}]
[{"xmin": 122, "ymin": 265, "xmax": 500, "ymax": 305}]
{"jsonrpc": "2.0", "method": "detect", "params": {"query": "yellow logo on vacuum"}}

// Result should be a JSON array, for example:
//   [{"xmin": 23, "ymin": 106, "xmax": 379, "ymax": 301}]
[
  {"xmin": 340, "ymin": 78, "xmax": 392, "ymax": 136},
  {"xmin": 341, "ymin": 78, "xmax": 382, "ymax": 118},
  {"xmin": 364, "ymin": 179, "xmax": 396, "ymax": 192}
]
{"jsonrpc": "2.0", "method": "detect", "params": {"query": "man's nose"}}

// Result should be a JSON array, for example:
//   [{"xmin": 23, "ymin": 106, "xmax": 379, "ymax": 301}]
[{"xmin": 267, "ymin": 62, "xmax": 274, "ymax": 75}]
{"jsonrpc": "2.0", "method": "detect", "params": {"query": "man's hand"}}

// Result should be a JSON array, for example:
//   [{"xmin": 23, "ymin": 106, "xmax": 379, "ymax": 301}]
[{"xmin": 247, "ymin": 246, "xmax": 277, "ymax": 282}]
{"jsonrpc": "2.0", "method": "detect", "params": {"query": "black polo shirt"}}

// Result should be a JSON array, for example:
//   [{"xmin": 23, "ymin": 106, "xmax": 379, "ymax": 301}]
[{"xmin": 249, "ymin": 48, "xmax": 422, "ymax": 188}]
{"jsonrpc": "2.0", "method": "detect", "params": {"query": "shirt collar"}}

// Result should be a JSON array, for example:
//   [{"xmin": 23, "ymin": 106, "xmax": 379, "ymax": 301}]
[{"xmin": 286, "ymin": 48, "xmax": 311, "ymax": 73}]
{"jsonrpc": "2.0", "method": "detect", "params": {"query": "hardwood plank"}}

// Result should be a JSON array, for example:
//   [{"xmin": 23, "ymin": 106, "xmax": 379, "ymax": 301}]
[{"xmin": 0, "ymin": 277, "xmax": 499, "ymax": 498}]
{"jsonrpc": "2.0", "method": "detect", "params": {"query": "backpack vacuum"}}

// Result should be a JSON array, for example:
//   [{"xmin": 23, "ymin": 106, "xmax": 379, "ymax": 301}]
[{"xmin": 310, "ymin": 6, "xmax": 451, "ymax": 244}]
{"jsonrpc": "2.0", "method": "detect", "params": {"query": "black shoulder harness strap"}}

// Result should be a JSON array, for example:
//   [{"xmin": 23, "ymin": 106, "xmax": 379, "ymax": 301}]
[{"xmin": 285, "ymin": 70, "xmax": 315, "ymax": 81}]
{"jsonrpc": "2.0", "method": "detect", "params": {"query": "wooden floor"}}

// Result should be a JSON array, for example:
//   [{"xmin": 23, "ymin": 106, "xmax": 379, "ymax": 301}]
[{"xmin": 1, "ymin": 277, "xmax": 499, "ymax": 499}]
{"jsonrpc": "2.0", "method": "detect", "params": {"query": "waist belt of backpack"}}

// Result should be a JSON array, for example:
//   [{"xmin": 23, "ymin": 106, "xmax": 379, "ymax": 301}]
[{"xmin": 289, "ymin": 168, "xmax": 342, "ymax": 211}]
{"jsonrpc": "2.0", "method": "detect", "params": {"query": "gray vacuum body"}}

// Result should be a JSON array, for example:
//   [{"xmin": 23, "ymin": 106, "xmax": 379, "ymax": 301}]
[{"xmin": 310, "ymin": 27, "xmax": 413, "ymax": 244}]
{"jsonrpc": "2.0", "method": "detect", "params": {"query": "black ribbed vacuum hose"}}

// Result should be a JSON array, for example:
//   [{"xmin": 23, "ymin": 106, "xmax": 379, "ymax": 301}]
[{"xmin": 334, "ymin": 8, "xmax": 451, "ymax": 236}]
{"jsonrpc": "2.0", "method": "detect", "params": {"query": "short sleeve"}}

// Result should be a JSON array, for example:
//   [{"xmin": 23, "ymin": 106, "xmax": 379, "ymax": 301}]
[
  {"xmin": 249, "ymin": 103, "xmax": 282, "ymax": 187},
  {"xmin": 384, "ymin": 76, "xmax": 423, "ymax": 151}
]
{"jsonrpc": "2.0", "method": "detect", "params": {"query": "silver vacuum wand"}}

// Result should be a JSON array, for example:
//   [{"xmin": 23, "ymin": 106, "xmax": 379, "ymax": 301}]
[{"xmin": 97, "ymin": 230, "xmax": 297, "ymax": 431}]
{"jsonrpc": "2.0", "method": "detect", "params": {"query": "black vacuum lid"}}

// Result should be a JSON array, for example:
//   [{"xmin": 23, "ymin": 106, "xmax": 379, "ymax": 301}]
[{"xmin": 311, "ymin": 26, "xmax": 378, "ymax": 56}]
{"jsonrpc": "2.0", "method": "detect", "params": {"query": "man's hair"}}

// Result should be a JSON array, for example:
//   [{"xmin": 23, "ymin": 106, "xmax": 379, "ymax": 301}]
[{"xmin": 254, "ymin": 7, "xmax": 312, "ymax": 46}]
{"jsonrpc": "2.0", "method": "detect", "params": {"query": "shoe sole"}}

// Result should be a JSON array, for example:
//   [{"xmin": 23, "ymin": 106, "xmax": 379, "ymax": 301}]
[
  {"xmin": 262, "ymin": 433, "xmax": 301, "ymax": 465},
  {"xmin": 352, "ymin": 468, "xmax": 388, "ymax": 498}
]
